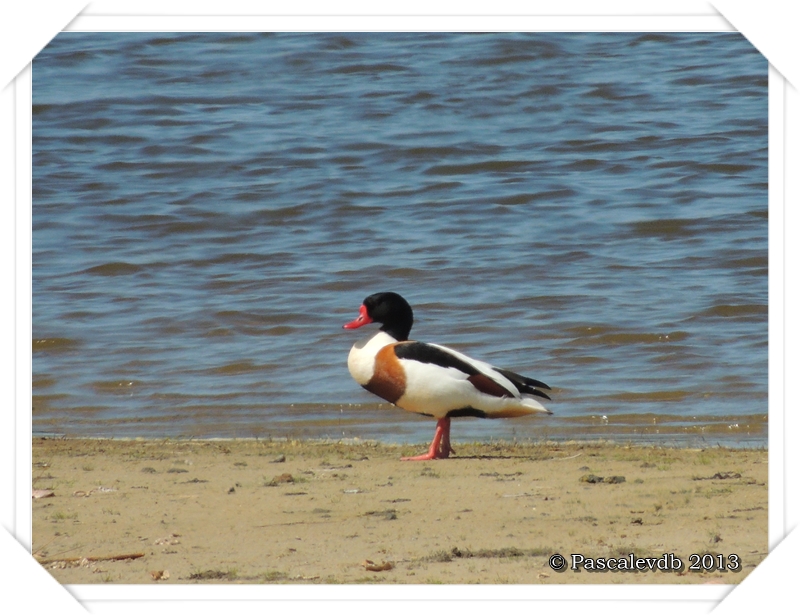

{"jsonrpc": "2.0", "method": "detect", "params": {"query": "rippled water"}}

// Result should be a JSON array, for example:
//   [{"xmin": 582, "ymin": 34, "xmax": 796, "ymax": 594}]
[{"xmin": 32, "ymin": 32, "xmax": 768, "ymax": 447}]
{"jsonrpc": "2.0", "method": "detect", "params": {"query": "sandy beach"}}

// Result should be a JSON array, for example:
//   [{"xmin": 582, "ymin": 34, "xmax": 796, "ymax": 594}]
[{"xmin": 32, "ymin": 438, "xmax": 767, "ymax": 585}]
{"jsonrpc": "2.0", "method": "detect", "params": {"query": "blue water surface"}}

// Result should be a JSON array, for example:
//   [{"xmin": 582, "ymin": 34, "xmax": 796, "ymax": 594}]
[{"xmin": 32, "ymin": 33, "xmax": 768, "ymax": 447}]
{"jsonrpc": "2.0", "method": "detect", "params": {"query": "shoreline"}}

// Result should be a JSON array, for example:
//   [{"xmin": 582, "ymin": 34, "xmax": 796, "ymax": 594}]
[
  {"xmin": 31, "ymin": 434, "xmax": 769, "ymax": 445},
  {"xmin": 31, "ymin": 409, "xmax": 769, "ymax": 450},
  {"xmin": 32, "ymin": 438, "xmax": 768, "ymax": 585}
]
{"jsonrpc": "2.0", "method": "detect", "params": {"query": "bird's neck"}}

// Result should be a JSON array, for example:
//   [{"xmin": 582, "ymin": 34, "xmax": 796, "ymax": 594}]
[{"xmin": 380, "ymin": 321, "xmax": 411, "ymax": 342}]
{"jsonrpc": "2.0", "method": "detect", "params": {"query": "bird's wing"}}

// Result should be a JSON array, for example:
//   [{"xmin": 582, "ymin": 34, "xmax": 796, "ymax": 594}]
[{"xmin": 394, "ymin": 341, "xmax": 521, "ymax": 399}]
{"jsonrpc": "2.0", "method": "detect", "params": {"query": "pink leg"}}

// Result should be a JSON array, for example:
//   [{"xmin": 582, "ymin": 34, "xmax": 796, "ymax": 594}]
[
  {"xmin": 401, "ymin": 417, "xmax": 455, "ymax": 461},
  {"xmin": 440, "ymin": 420, "xmax": 455, "ymax": 457}
]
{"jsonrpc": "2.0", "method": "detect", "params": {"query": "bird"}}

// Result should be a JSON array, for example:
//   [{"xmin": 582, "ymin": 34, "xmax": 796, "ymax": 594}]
[{"xmin": 342, "ymin": 292, "xmax": 552, "ymax": 461}]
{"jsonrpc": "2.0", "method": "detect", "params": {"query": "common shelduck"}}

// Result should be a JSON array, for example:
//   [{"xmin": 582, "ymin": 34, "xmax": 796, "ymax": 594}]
[{"xmin": 342, "ymin": 292, "xmax": 552, "ymax": 461}]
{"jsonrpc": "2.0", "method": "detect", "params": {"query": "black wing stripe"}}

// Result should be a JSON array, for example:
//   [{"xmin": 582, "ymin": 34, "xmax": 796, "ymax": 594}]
[
  {"xmin": 528, "ymin": 388, "xmax": 552, "ymax": 401},
  {"xmin": 393, "ymin": 342, "xmax": 482, "ymax": 377},
  {"xmin": 495, "ymin": 368, "xmax": 551, "ymax": 391}
]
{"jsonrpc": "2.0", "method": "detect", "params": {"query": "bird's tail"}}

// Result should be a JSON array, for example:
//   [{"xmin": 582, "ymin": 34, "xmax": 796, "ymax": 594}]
[
  {"xmin": 521, "ymin": 395, "xmax": 552, "ymax": 415},
  {"xmin": 486, "ymin": 395, "xmax": 552, "ymax": 419}
]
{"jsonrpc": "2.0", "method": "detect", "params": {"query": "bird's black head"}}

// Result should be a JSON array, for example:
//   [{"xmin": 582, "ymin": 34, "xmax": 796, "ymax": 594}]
[{"xmin": 343, "ymin": 292, "xmax": 414, "ymax": 341}]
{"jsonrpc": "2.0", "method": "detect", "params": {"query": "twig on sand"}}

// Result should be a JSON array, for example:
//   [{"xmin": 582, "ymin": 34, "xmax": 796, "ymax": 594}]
[
  {"xmin": 36, "ymin": 552, "xmax": 145, "ymax": 566},
  {"xmin": 551, "ymin": 452, "xmax": 583, "ymax": 461}
]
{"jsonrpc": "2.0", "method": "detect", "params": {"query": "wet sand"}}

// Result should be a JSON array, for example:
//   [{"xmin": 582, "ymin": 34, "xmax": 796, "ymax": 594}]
[{"xmin": 32, "ymin": 438, "xmax": 767, "ymax": 585}]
